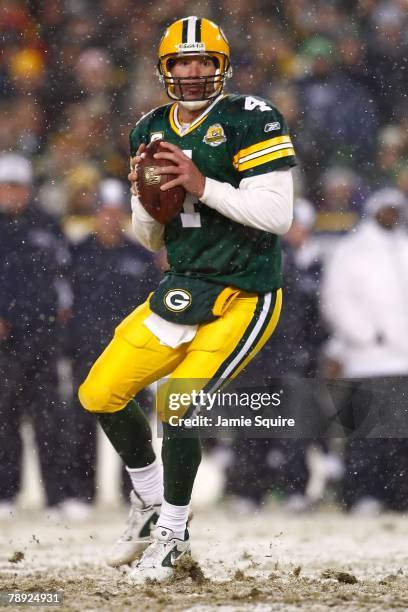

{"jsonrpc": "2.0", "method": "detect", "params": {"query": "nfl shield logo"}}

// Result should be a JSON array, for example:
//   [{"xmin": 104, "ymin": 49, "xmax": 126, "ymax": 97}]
[{"xmin": 203, "ymin": 124, "xmax": 227, "ymax": 147}]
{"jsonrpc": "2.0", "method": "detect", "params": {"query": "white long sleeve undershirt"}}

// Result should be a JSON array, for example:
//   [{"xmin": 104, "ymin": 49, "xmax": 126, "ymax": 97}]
[
  {"xmin": 201, "ymin": 169, "xmax": 293, "ymax": 234},
  {"xmin": 131, "ymin": 194, "xmax": 165, "ymax": 252},
  {"xmin": 131, "ymin": 169, "xmax": 293, "ymax": 252}
]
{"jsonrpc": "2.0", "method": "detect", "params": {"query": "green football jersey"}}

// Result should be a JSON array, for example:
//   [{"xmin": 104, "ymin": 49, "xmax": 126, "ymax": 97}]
[{"xmin": 130, "ymin": 93, "xmax": 296, "ymax": 293}]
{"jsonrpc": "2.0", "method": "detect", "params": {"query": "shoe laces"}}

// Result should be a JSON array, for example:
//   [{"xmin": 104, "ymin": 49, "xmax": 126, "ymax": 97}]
[{"xmin": 139, "ymin": 528, "xmax": 174, "ymax": 565}]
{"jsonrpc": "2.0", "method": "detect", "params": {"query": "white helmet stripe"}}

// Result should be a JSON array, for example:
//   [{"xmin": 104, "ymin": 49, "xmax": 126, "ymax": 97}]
[{"xmin": 187, "ymin": 16, "xmax": 198, "ymax": 43}]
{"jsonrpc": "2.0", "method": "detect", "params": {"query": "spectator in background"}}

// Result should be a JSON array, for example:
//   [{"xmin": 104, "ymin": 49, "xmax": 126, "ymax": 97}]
[
  {"xmin": 296, "ymin": 35, "xmax": 378, "ymax": 189},
  {"xmin": 61, "ymin": 164, "xmax": 100, "ymax": 243},
  {"xmin": 321, "ymin": 187, "xmax": 408, "ymax": 513},
  {"xmin": 0, "ymin": 153, "xmax": 72, "ymax": 519},
  {"xmin": 336, "ymin": 29, "xmax": 371, "ymax": 93},
  {"xmin": 395, "ymin": 163, "xmax": 408, "ymax": 206},
  {"xmin": 365, "ymin": 4, "xmax": 408, "ymax": 122},
  {"xmin": 374, "ymin": 125, "xmax": 407, "ymax": 189},
  {"xmin": 314, "ymin": 166, "xmax": 367, "ymax": 257},
  {"xmin": 268, "ymin": 82, "xmax": 300, "ymax": 134},
  {"xmin": 0, "ymin": 96, "xmax": 44, "ymax": 156},
  {"xmin": 284, "ymin": 198, "xmax": 325, "ymax": 376},
  {"xmin": 7, "ymin": 48, "xmax": 46, "ymax": 98},
  {"xmin": 37, "ymin": 91, "xmax": 120, "ymax": 218},
  {"xmin": 67, "ymin": 179, "xmax": 159, "ymax": 509},
  {"xmin": 224, "ymin": 199, "xmax": 325, "ymax": 511},
  {"xmin": 283, "ymin": 0, "xmax": 345, "ymax": 39},
  {"xmin": 96, "ymin": 0, "xmax": 138, "ymax": 67}
]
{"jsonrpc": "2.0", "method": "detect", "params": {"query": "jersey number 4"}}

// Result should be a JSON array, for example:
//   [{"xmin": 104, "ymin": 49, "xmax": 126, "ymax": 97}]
[
  {"xmin": 180, "ymin": 150, "xmax": 201, "ymax": 228},
  {"xmin": 244, "ymin": 96, "xmax": 272, "ymax": 112}
]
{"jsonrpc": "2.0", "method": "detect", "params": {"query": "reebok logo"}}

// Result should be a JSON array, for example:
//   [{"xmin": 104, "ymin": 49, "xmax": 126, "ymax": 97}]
[{"xmin": 264, "ymin": 122, "xmax": 281, "ymax": 132}]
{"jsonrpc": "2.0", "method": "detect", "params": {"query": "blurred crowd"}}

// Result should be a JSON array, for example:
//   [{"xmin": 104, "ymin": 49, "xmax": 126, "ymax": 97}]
[
  {"xmin": 1, "ymin": 0, "xmax": 407, "ymax": 218},
  {"xmin": 1, "ymin": 0, "xmax": 408, "ymax": 519}
]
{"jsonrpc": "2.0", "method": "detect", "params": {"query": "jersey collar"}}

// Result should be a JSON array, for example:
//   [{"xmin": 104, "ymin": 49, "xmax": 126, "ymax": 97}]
[{"xmin": 169, "ymin": 94, "xmax": 226, "ymax": 137}]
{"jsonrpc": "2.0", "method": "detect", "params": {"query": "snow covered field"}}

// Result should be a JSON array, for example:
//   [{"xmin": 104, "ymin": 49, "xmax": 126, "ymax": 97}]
[
  {"xmin": 1, "ymin": 427, "xmax": 407, "ymax": 610},
  {"xmin": 1, "ymin": 507, "xmax": 408, "ymax": 611}
]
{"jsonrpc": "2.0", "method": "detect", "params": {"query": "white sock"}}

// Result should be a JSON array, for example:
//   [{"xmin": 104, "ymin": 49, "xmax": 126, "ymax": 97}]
[
  {"xmin": 126, "ymin": 458, "xmax": 163, "ymax": 507},
  {"xmin": 157, "ymin": 498, "xmax": 189, "ymax": 540}
]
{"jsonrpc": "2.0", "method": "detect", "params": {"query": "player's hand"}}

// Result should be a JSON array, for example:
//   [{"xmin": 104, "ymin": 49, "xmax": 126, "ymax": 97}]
[
  {"xmin": 154, "ymin": 141, "xmax": 206, "ymax": 199},
  {"xmin": 128, "ymin": 143, "xmax": 147, "ymax": 197}
]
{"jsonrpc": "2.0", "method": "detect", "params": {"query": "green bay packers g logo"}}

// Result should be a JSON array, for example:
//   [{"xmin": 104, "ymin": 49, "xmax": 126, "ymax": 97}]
[{"xmin": 164, "ymin": 289, "xmax": 192, "ymax": 312}]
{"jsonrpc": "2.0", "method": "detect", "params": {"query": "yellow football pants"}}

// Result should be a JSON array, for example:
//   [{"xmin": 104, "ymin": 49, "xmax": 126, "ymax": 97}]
[{"xmin": 78, "ymin": 289, "xmax": 282, "ymax": 420}]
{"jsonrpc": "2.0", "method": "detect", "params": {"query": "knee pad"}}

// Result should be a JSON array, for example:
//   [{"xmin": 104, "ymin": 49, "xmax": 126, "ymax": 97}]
[{"xmin": 78, "ymin": 378, "xmax": 114, "ymax": 413}]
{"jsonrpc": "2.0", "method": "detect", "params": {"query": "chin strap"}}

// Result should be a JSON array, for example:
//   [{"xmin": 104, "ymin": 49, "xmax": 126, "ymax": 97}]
[{"xmin": 178, "ymin": 99, "xmax": 210, "ymax": 111}]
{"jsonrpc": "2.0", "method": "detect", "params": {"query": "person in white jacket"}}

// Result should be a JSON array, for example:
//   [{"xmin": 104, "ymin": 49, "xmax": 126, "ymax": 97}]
[
  {"xmin": 322, "ymin": 187, "xmax": 408, "ymax": 378},
  {"xmin": 321, "ymin": 187, "xmax": 408, "ymax": 513}
]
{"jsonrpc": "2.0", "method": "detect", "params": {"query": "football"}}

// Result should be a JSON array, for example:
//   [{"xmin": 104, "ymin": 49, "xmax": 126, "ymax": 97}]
[{"xmin": 136, "ymin": 139, "xmax": 186, "ymax": 224}]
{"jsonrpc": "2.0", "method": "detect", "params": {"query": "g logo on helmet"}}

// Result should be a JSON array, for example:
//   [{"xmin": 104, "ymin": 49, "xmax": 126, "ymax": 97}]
[{"xmin": 164, "ymin": 289, "xmax": 192, "ymax": 312}]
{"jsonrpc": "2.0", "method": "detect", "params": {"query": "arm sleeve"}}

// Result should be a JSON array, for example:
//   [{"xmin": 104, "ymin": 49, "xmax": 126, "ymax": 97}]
[
  {"xmin": 131, "ymin": 195, "xmax": 165, "ymax": 252},
  {"xmin": 129, "ymin": 114, "xmax": 165, "ymax": 252},
  {"xmin": 201, "ymin": 170, "xmax": 293, "ymax": 235}
]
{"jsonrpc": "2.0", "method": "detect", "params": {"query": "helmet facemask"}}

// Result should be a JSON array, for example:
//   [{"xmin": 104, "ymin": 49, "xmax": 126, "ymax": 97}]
[{"xmin": 157, "ymin": 53, "xmax": 231, "ymax": 109}]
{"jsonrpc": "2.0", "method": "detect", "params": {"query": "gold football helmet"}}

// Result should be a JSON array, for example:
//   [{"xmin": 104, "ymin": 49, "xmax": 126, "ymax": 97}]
[{"xmin": 157, "ymin": 16, "xmax": 232, "ymax": 107}]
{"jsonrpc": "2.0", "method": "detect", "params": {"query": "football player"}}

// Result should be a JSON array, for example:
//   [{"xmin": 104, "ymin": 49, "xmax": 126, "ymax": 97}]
[{"xmin": 78, "ymin": 16, "xmax": 296, "ymax": 582}]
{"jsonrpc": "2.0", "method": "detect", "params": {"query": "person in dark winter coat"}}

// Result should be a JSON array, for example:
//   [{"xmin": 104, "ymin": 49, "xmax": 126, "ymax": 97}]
[
  {"xmin": 0, "ymin": 153, "xmax": 72, "ymax": 518},
  {"xmin": 66, "ymin": 179, "xmax": 159, "ymax": 506}
]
